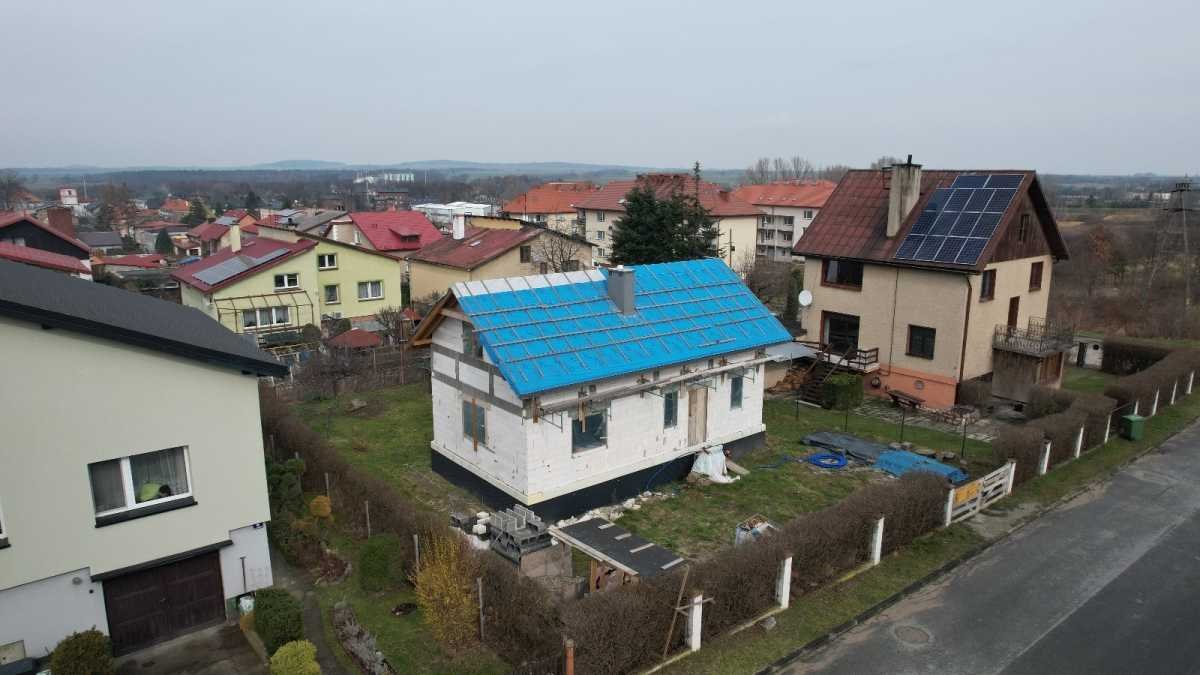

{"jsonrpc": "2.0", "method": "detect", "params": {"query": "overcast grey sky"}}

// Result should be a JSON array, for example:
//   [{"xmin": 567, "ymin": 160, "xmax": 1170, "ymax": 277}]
[{"xmin": 3, "ymin": 1, "xmax": 1197, "ymax": 174}]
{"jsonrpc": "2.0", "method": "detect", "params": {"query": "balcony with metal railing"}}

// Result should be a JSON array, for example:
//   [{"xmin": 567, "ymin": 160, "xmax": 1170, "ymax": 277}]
[{"xmin": 993, "ymin": 317, "xmax": 1075, "ymax": 357}]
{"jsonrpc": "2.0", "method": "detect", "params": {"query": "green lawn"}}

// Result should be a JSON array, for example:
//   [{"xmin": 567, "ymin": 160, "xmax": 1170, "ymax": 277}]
[
  {"xmin": 310, "ymin": 532, "xmax": 508, "ymax": 675},
  {"xmin": 294, "ymin": 384, "xmax": 483, "ymax": 513},
  {"xmin": 618, "ymin": 400, "xmax": 996, "ymax": 558},
  {"xmin": 1062, "ymin": 365, "xmax": 1117, "ymax": 393}
]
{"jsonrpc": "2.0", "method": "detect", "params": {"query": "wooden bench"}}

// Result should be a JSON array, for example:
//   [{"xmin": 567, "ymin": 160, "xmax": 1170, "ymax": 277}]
[{"xmin": 887, "ymin": 389, "xmax": 925, "ymax": 410}]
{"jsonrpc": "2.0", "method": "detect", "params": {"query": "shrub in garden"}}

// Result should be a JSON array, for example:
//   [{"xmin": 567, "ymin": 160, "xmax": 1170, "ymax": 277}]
[
  {"xmin": 994, "ymin": 425, "xmax": 1046, "ymax": 485},
  {"xmin": 269, "ymin": 640, "xmax": 320, "ymax": 675},
  {"xmin": 1101, "ymin": 338, "xmax": 1171, "ymax": 375},
  {"xmin": 476, "ymin": 553, "xmax": 562, "ymax": 666},
  {"xmin": 412, "ymin": 534, "xmax": 480, "ymax": 650},
  {"xmin": 822, "ymin": 373, "xmax": 863, "ymax": 410},
  {"xmin": 266, "ymin": 457, "xmax": 306, "ymax": 518},
  {"xmin": 1070, "ymin": 393, "xmax": 1118, "ymax": 448},
  {"xmin": 562, "ymin": 576, "xmax": 682, "ymax": 675},
  {"xmin": 359, "ymin": 533, "xmax": 405, "ymax": 592},
  {"xmin": 254, "ymin": 588, "xmax": 304, "ymax": 657},
  {"xmin": 50, "ymin": 629, "xmax": 114, "ymax": 675},
  {"xmin": 1026, "ymin": 385, "xmax": 1077, "ymax": 419},
  {"xmin": 1031, "ymin": 409, "xmax": 1087, "ymax": 467}
]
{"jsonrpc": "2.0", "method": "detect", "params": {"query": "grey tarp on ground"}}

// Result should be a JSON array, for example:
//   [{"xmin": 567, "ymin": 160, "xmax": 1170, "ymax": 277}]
[{"xmin": 802, "ymin": 431, "xmax": 891, "ymax": 464}]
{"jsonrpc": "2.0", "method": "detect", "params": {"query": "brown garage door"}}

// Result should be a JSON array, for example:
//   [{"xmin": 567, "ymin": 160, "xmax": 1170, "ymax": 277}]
[{"xmin": 103, "ymin": 550, "xmax": 225, "ymax": 655}]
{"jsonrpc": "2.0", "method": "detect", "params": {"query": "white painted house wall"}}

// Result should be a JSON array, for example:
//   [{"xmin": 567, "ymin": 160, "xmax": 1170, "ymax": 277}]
[{"xmin": 429, "ymin": 316, "xmax": 767, "ymax": 506}]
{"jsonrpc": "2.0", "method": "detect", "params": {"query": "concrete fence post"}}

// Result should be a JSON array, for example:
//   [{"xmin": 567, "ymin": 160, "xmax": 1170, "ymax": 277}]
[
  {"xmin": 1133, "ymin": 400, "xmax": 1139, "ymax": 416},
  {"xmin": 1038, "ymin": 440, "xmax": 1051, "ymax": 476},
  {"xmin": 1171, "ymin": 380, "xmax": 1178, "ymax": 406},
  {"xmin": 1073, "ymin": 425, "xmax": 1084, "ymax": 459},
  {"xmin": 1103, "ymin": 413, "xmax": 1112, "ymax": 445},
  {"xmin": 776, "ymin": 556, "xmax": 793, "ymax": 609},
  {"xmin": 870, "ymin": 516, "xmax": 885, "ymax": 566},
  {"xmin": 1151, "ymin": 390, "xmax": 1160, "ymax": 417},
  {"xmin": 943, "ymin": 487, "xmax": 955, "ymax": 527},
  {"xmin": 1188, "ymin": 371, "xmax": 1195, "ymax": 396},
  {"xmin": 1004, "ymin": 459, "xmax": 1017, "ymax": 495},
  {"xmin": 685, "ymin": 593, "xmax": 703, "ymax": 652}
]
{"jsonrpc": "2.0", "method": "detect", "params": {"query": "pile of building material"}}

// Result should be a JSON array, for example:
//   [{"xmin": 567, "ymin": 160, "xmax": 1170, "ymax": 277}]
[
  {"xmin": 488, "ymin": 505, "xmax": 552, "ymax": 563},
  {"xmin": 767, "ymin": 366, "xmax": 809, "ymax": 393}
]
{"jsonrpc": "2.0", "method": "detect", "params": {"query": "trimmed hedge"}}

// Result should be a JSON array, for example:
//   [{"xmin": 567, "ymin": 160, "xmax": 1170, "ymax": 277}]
[
  {"xmin": 1027, "ymin": 385, "xmax": 1078, "ymax": 420},
  {"xmin": 1104, "ymin": 348, "xmax": 1200, "ymax": 415},
  {"xmin": 359, "ymin": 533, "xmax": 405, "ymax": 592},
  {"xmin": 254, "ymin": 588, "xmax": 304, "ymax": 657},
  {"xmin": 50, "ymin": 629, "xmax": 114, "ymax": 675},
  {"xmin": 1030, "ymin": 409, "xmax": 1086, "ymax": 468},
  {"xmin": 1101, "ymin": 338, "xmax": 1171, "ymax": 375},
  {"xmin": 994, "ymin": 425, "xmax": 1046, "ymax": 486},
  {"xmin": 270, "ymin": 640, "xmax": 320, "ymax": 675},
  {"xmin": 822, "ymin": 373, "xmax": 864, "ymax": 410}
]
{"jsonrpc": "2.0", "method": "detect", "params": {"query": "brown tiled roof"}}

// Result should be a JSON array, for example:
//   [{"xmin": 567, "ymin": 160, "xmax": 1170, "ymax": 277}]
[
  {"xmin": 574, "ymin": 174, "xmax": 763, "ymax": 217},
  {"xmin": 0, "ymin": 212, "xmax": 90, "ymax": 255},
  {"xmin": 409, "ymin": 226, "xmax": 544, "ymax": 270},
  {"xmin": 0, "ymin": 242, "xmax": 90, "ymax": 275},
  {"xmin": 501, "ymin": 182, "xmax": 598, "ymax": 215},
  {"xmin": 731, "ymin": 180, "xmax": 837, "ymax": 209},
  {"xmin": 793, "ymin": 169, "xmax": 1066, "ymax": 272}
]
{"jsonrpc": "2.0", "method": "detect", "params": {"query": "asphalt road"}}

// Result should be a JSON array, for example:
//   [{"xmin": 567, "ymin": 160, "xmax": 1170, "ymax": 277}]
[{"xmin": 781, "ymin": 419, "xmax": 1200, "ymax": 675}]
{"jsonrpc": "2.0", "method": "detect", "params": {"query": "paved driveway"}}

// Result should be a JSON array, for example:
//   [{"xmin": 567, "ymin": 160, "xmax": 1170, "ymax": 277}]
[
  {"xmin": 778, "ymin": 418, "xmax": 1200, "ymax": 675},
  {"xmin": 116, "ymin": 623, "xmax": 265, "ymax": 675}
]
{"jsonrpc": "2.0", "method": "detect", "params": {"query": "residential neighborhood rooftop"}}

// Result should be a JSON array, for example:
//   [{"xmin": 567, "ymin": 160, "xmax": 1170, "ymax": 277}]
[
  {"xmin": 731, "ymin": 179, "xmax": 837, "ymax": 208},
  {"xmin": 0, "ymin": 258, "xmax": 285, "ymax": 376},
  {"xmin": 0, "ymin": 212, "xmax": 90, "ymax": 255},
  {"xmin": 408, "ymin": 225, "xmax": 543, "ymax": 270},
  {"xmin": 501, "ymin": 181, "xmax": 599, "ymax": 215},
  {"xmin": 431, "ymin": 258, "xmax": 791, "ymax": 396},
  {"xmin": 76, "ymin": 230, "xmax": 124, "ymax": 249},
  {"xmin": 573, "ymin": 174, "xmax": 763, "ymax": 217},
  {"xmin": 172, "ymin": 237, "xmax": 315, "ymax": 292},
  {"xmin": 349, "ymin": 211, "xmax": 442, "ymax": 252},
  {"xmin": 0, "ymin": 242, "xmax": 91, "ymax": 275}
]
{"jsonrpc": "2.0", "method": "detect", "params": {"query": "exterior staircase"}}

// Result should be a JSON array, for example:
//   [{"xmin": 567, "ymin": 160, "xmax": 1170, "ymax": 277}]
[{"xmin": 799, "ymin": 359, "xmax": 840, "ymax": 405}]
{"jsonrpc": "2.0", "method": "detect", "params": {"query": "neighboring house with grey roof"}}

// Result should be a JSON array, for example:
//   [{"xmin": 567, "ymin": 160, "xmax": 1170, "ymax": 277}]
[
  {"xmin": 0, "ymin": 259, "xmax": 284, "ymax": 660},
  {"xmin": 410, "ymin": 259, "xmax": 790, "ymax": 520},
  {"xmin": 77, "ymin": 230, "xmax": 125, "ymax": 254}
]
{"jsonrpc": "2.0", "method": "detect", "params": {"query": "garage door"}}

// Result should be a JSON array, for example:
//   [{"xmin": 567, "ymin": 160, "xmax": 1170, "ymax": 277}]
[{"xmin": 103, "ymin": 551, "xmax": 225, "ymax": 655}]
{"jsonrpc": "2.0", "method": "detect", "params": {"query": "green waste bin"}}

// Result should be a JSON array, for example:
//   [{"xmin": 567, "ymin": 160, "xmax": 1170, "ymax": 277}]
[{"xmin": 1122, "ymin": 414, "xmax": 1145, "ymax": 441}]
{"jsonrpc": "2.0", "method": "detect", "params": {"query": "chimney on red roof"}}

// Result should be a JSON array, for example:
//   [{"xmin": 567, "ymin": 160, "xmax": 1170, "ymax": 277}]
[
  {"xmin": 230, "ymin": 224, "xmax": 242, "ymax": 253},
  {"xmin": 45, "ymin": 207, "xmax": 77, "ymax": 239},
  {"xmin": 886, "ymin": 155, "xmax": 922, "ymax": 238}
]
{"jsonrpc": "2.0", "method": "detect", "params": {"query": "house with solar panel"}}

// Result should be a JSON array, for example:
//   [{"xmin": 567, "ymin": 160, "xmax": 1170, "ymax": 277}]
[
  {"xmin": 410, "ymin": 259, "xmax": 791, "ymax": 520},
  {"xmin": 792, "ymin": 158, "xmax": 1071, "ymax": 408}
]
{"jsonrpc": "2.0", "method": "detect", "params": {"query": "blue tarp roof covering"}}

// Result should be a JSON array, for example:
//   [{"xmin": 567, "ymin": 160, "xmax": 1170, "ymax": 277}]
[
  {"xmin": 452, "ymin": 259, "xmax": 791, "ymax": 397},
  {"xmin": 875, "ymin": 450, "xmax": 969, "ymax": 484}
]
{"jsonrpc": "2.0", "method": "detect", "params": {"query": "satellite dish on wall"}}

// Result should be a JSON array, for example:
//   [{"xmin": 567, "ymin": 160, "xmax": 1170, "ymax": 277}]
[{"xmin": 798, "ymin": 290, "xmax": 813, "ymax": 308}]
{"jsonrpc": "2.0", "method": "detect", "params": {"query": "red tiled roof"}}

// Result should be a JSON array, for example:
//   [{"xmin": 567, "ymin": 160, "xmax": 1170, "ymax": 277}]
[
  {"xmin": 0, "ymin": 212, "xmax": 90, "ymax": 255},
  {"xmin": 172, "ymin": 237, "xmax": 316, "ymax": 293},
  {"xmin": 97, "ymin": 253, "xmax": 167, "ymax": 268},
  {"xmin": 349, "ymin": 211, "xmax": 442, "ymax": 252},
  {"xmin": 161, "ymin": 197, "xmax": 190, "ymax": 213},
  {"xmin": 574, "ymin": 174, "xmax": 763, "ymax": 217},
  {"xmin": 223, "ymin": 209, "xmax": 248, "ymax": 219},
  {"xmin": 188, "ymin": 221, "xmax": 227, "ymax": 242},
  {"xmin": 793, "ymin": 169, "xmax": 1066, "ymax": 271},
  {"xmin": 328, "ymin": 328, "xmax": 382, "ymax": 349},
  {"xmin": 501, "ymin": 182, "xmax": 599, "ymax": 215},
  {"xmin": 731, "ymin": 180, "xmax": 837, "ymax": 209},
  {"xmin": 0, "ymin": 242, "xmax": 90, "ymax": 275},
  {"xmin": 409, "ymin": 226, "xmax": 543, "ymax": 270}
]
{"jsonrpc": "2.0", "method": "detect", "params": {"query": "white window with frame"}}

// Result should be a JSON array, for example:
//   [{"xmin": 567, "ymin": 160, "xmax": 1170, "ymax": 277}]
[
  {"xmin": 357, "ymin": 280, "xmax": 384, "ymax": 300},
  {"xmin": 324, "ymin": 284, "xmax": 340, "ymax": 304},
  {"xmin": 317, "ymin": 253, "xmax": 338, "ymax": 270},
  {"xmin": 273, "ymin": 272, "xmax": 299, "ymax": 290},
  {"xmin": 89, "ymin": 446, "xmax": 193, "ymax": 519},
  {"xmin": 803, "ymin": 209, "xmax": 815, "ymax": 219},
  {"xmin": 241, "ymin": 306, "xmax": 290, "ymax": 330},
  {"xmin": 595, "ymin": 230, "xmax": 605, "ymax": 240},
  {"xmin": 597, "ymin": 211, "xmax": 605, "ymax": 222}
]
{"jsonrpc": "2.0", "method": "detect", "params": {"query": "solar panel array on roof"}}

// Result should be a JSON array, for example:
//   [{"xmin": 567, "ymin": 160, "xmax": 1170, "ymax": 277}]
[
  {"xmin": 192, "ymin": 249, "xmax": 291, "ymax": 286},
  {"xmin": 893, "ymin": 174, "xmax": 1024, "ymax": 266},
  {"xmin": 452, "ymin": 259, "xmax": 791, "ymax": 397}
]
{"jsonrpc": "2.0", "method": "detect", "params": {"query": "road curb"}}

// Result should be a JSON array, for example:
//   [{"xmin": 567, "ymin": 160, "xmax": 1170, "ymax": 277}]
[{"xmin": 757, "ymin": 417, "xmax": 1188, "ymax": 674}]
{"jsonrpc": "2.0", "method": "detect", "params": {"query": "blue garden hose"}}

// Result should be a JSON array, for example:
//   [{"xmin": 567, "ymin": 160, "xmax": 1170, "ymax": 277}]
[{"xmin": 807, "ymin": 452, "xmax": 848, "ymax": 469}]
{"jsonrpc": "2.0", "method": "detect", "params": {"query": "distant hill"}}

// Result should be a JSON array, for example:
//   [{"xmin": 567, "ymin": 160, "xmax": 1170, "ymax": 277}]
[{"xmin": 250, "ymin": 159, "xmax": 348, "ymax": 170}]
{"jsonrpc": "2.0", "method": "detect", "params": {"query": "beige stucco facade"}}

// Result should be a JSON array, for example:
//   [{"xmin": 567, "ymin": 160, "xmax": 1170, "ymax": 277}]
[
  {"xmin": 578, "ymin": 208, "xmax": 758, "ymax": 271},
  {"xmin": 0, "ymin": 316, "xmax": 273, "ymax": 656},
  {"xmin": 408, "ymin": 232, "xmax": 593, "ymax": 301},
  {"xmin": 802, "ymin": 253, "xmax": 1054, "ymax": 408}
]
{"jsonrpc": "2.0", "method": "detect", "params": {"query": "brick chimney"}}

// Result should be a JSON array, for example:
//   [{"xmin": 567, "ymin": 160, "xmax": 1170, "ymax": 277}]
[
  {"xmin": 886, "ymin": 155, "xmax": 922, "ymax": 238},
  {"xmin": 45, "ymin": 207, "xmax": 77, "ymax": 239}
]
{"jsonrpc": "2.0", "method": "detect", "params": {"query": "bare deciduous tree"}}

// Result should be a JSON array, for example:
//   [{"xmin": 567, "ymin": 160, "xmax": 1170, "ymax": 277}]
[
  {"xmin": 0, "ymin": 171, "xmax": 27, "ymax": 211},
  {"xmin": 532, "ymin": 232, "xmax": 585, "ymax": 272},
  {"xmin": 869, "ymin": 156, "xmax": 904, "ymax": 170},
  {"xmin": 737, "ymin": 257, "xmax": 794, "ymax": 308},
  {"xmin": 375, "ymin": 305, "xmax": 412, "ymax": 346}
]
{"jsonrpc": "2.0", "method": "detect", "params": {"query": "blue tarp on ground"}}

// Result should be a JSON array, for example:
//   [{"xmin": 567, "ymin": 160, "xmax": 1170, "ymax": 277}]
[
  {"xmin": 875, "ymin": 450, "xmax": 968, "ymax": 484},
  {"xmin": 802, "ymin": 431, "xmax": 891, "ymax": 464}
]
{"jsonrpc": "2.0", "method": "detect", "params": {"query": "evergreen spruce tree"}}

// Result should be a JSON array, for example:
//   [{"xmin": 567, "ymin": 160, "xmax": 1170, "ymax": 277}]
[
  {"xmin": 244, "ymin": 189, "xmax": 262, "ymax": 213},
  {"xmin": 610, "ymin": 163, "xmax": 721, "ymax": 265},
  {"xmin": 181, "ymin": 199, "xmax": 207, "ymax": 225},
  {"xmin": 154, "ymin": 228, "xmax": 174, "ymax": 254}
]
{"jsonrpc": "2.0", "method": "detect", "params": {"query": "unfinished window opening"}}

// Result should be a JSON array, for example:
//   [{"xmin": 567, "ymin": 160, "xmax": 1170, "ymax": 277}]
[
  {"xmin": 572, "ymin": 408, "xmax": 607, "ymax": 452},
  {"xmin": 730, "ymin": 376, "xmax": 744, "ymax": 409},
  {"xmin": 462, "ymin": 400, "xmax": 486, "ymax": 450},
  {"xmin": 664, "ymin": 388, "xmax": 679, "ymax": 428}
]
